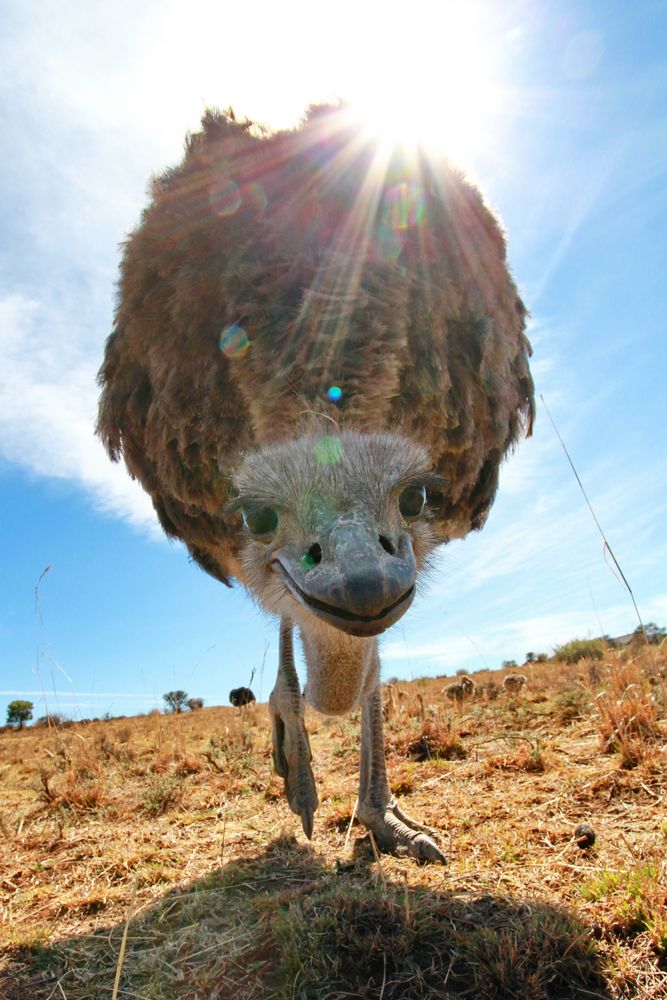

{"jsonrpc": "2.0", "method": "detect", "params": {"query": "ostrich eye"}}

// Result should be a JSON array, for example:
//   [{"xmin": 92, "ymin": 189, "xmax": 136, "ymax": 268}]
[
  {"xmin": 242, "ymin": 506, "xmax": 278, "ymax": 537},
  {"xmin": 398, "ymin": 485, "xmax": 426, "ymax": 520}
]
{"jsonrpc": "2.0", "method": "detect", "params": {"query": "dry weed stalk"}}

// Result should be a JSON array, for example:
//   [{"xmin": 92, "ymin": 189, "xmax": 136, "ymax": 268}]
[{"xmin": 111, "ymin": 878, "xmax": 139, "ymax": 1000}]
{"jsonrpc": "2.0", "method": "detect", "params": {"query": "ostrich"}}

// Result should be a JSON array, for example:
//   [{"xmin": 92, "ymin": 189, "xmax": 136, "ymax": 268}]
[
  {"xmin": 503, "ymin": 673, "xmax": 528, "ymax": 695},
  {"xmin": 229, "ymin": 686, "xmax": 256, "ymax": 708},
  {"xmin": 443, "ymin": 675, "xmax": 474, "ymax": 709},
  {"xmin": 459, "ymin": 675, "xmax": 475, "ymax": 697},
  {"xmin": 443, "ymin": 681, "xmax": 466, "ymax": 709},
  {"xmin": 97, "ymin": 106, "xmax": 534, "ymax": 863}
]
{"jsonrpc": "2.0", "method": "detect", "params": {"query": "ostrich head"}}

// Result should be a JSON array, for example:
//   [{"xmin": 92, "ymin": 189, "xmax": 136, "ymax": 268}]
[{"xmin": 231, "ymin": 429, "xmax": 444, "ymax": 637}]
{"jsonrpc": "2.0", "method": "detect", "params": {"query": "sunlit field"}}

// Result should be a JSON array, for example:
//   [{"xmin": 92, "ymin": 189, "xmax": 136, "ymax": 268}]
[{"xmin": 1, "ymin": 639, "xmax": 665, "ymax": 998}]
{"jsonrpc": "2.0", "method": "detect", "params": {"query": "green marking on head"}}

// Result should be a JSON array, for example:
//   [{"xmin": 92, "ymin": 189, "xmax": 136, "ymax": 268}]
[{"xmin": 313, "ymin": 436, "xmax": 344, "ymax": 465}]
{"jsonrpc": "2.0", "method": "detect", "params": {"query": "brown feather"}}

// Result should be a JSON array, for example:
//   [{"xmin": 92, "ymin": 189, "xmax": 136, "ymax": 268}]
[{"xmin": 97, "ymin": 105, "xmax": 534, "ymax": 582}]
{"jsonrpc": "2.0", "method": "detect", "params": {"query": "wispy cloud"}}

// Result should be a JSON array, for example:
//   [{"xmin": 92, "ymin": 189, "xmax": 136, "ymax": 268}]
[
  {"xmin": 2, "ymin": 690, "xmax": 163, "ymax": 717},
  {"xmin": 382, "ymin": 590, "xmax": 667, "ymax": 678},
  {"xmin": 0, "ymin": 292, "xmax": 159, "ymax": 533},
  {"xmin": 0, "ymin": 9, "xmax": 184, "ymax": 538},
  {"xmin": 0, "ymin": 690, "xmax": 162, "ymax": 699}
]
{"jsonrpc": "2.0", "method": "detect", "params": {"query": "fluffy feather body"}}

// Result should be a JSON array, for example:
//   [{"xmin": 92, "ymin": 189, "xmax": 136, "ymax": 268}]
[{"xmin": 97, "ymin": 106, "xmax": 534, "ymax": 586}]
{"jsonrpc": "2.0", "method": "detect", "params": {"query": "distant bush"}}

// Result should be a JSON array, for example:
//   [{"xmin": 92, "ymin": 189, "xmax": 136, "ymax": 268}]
[
  {"xmin": 501, "ymin": 659, "xmax": 518, "ymax": 669},
  {"xmin": 187, "ymin": 697, "xmax": 204, "ymax": 711},
  {"xmin": 536, "ymin": 653, "xmax": 548, "ymax": 663},
  {"xmin": 553, "ymin": 638, "xmax": 607, "ymax": 664},
  {"xmin": 34, "ymin": 713, "xmax": 65, "ymax": 728}
]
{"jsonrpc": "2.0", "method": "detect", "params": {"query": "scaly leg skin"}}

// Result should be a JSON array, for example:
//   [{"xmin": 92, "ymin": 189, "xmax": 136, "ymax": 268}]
[
  {"xmin": 269, "ymin": 617, "xmax": 318, "ymax": 839},
  {"xmin": 357, "ymin": 646, "xmax": 446, "ymax": 864}
]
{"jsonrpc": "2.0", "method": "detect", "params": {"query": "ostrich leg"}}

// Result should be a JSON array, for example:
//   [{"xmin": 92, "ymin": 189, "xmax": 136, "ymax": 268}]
[
  {"xmin": 357, "ymin": 644, "xmax": 446, "ymax": 863},
  {"xmin": 269, "ymin": 617, "xmax": 318, "ymax": 838}
]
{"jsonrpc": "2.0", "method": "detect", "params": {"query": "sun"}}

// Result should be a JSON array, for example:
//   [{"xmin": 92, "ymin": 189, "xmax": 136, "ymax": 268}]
[
  {"xmin": 338, "ymin": 5, "xmax": 506, "ymax": 168},
  {"xmin": 156, "ymin": 3, "xmax": 507, "ymax": 177}
]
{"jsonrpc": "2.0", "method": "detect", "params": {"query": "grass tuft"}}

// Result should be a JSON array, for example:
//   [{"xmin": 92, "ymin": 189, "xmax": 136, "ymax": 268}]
[
  {"xmin": 272, "ymin": 884, "xmax": 605, "ymax": 999},
  {"xmin": 580, "ymin": 864, "xmax": 667, "ymax": 959},
  {"xmin": 595, "ymin": 660, "xmax": 663, "ymax": 765},
  {"xmin": 142, "ymin": 774, "xmax": 183, "ymax": 816},
  {"xmin": 402, "ymin": 720, "xmax": 467, "ymax": 762}
]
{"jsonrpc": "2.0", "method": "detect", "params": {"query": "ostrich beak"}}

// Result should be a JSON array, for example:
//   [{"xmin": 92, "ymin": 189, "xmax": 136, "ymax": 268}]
[{"xmin": 273, "ymin": 515, "xmax": 417, "ymax": 637}]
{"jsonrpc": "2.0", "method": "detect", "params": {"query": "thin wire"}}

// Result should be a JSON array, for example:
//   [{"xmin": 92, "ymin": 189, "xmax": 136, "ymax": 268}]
[
  {"xmin": 540, "ymin": 394, "xmax": 653, "ymax": 656},
  {"xmin": 33, "ymin": 566, "xmax": 52, "ymax": 721},
  {"xmin": 442, "ymin": 611, "xmax": 491, "ymax": 671}
]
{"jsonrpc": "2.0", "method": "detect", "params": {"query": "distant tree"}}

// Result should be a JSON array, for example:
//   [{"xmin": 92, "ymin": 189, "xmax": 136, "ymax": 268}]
[
  {"xmin": 525, "ymin": 652, "xmax": 536, "ymax": 663},
  {"xmin": 455, "ymin": 668, "xmax": 469, "ymax": 676},
  {"xmin": 7, "ymin": 700, "xmax": 33, "ymax": 729},
  {"xmin": 633, "ymin": 622, "xmax": 666, "ymax": 645},
  {"xmin": 536, "ymin": 653, "xmax": 548, "ymax": 662},
  {"xmin": 163, "ymin": 690, "xmax": 189, "ymax": 713},
  {"xmin": 501, "ymin": 659, "xmax": 518, "ymax": 669},
  {"xmin": 187, "ymin": 697, "xmax": 204, "ymax": 711}
]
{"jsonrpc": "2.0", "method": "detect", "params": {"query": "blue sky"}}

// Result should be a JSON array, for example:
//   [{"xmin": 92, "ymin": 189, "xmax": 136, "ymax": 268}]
[{"xmin": 1, "ymin": 0, "xmax": 666, "ymax": 722}]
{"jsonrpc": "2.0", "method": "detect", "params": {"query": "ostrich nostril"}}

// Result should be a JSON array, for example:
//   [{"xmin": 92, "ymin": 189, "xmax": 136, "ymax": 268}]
[
  {"xmin": 378, "ymin": 535, "xmax": 395, "ymax": 555},
  {"xmin": 306, "ymin": 542, "xmax": 322, "ymax": 565}
]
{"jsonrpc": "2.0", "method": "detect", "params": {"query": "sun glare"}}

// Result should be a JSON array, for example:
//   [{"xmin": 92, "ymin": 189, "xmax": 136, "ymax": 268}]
[
  {"xmin": 341, "ymin": 5, "xmax": 505, "ymax": 168},
  {"xmin": 145, "ymin": 2, "xmax": 507, "ymax": 176}
]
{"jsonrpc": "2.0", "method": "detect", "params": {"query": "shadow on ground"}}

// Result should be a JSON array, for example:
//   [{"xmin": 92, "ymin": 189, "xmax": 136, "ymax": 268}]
[{"xmin": 2, "ymin": 836, "xmax": 612, "ymax": 1000}]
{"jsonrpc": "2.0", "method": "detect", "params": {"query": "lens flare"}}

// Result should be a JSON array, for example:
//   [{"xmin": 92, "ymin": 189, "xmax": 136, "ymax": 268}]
[
  {"xmin": 220, "ymin": 324, "xmax": 250, "ymax": 359},
  {"xmin": 314, "ymin": 436, "xmax": 344, "ymax": 465},
  {"xmin": 208, "ymin": 178, "xmax": 242, "ymax": 217},
  {"xmin": 383, "ymin": 182, "xmax": 425, "ymax": 231},
  {"xmin": 326, "ymin": 385, "xmax": 343, "ymax": 402}
]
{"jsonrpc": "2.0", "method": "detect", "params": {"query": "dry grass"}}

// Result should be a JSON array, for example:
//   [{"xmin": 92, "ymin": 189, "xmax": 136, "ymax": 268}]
[
  {"xmin": 1, "ymin": 646, "xmax": 666, "ymax": 998},
  {"xmin": 595, "ymin": 658, "xmax": 665, "ymax": 766}
]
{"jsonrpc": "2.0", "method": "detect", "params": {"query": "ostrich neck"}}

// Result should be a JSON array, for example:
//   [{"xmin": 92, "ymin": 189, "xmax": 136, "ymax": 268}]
[{"xmin": 299, "ymin": 621, "xmax": 378, "ymax": 716}]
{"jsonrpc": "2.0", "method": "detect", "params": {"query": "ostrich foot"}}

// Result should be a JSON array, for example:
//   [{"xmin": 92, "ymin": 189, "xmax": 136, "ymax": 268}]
[
  {"xmin": 357, "ymin": 796, "xmax": 446, "ymax": 864},
  {"xmin": 271, "ymin": 711, "xmax": 319, "ymax": 839}
]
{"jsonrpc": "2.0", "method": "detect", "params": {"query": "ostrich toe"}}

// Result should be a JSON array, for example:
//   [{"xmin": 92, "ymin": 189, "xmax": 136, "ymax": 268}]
[
  {"xmin": 358, "ymin": 797, "xmax": 446, "ymax": 864},
  {"xmin": 271, "ymin": 711, "xmax": 319, "ymax": 838}
]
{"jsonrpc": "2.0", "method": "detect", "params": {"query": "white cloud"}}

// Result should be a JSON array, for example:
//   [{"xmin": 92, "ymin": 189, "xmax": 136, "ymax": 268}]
[{"xmin": 0, "ymin": 292, "xmax": 159, "ymax": 534}]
